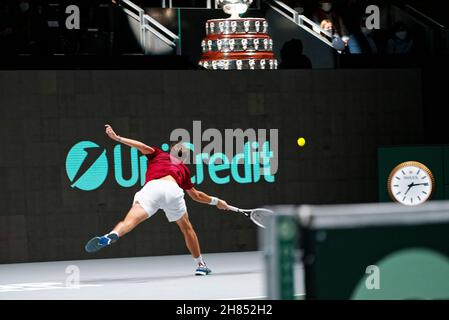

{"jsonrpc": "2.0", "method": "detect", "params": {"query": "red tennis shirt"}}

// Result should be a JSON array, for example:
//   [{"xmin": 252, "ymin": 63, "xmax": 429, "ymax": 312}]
[{"xmin": 145, "ymin": 147, "xmax": 194, "ymax": 190}]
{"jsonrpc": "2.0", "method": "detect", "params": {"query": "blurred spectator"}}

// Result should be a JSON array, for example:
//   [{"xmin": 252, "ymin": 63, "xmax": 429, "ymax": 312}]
[
  {"xmin": 320, "ymin": 19, "xmax": 333, "ymax": 32},
  {"xmin": 278, "ymin": 38, "xmax": 312, "ymax": 69},
  {"xmin": 17, "ymin": 0, "xmax": 33, "ymax": 52},
  {"xmin": 320, "ymin": 19, "xmax": 346, "ymax": 52},
  {"xmin": 19, "ymin": 0, "xmax": 31, "ymax": 13},
  {"xmin": 387, "ymin": 22, "xmax": 413, "ymax": 54},
  {"xmin": 348, "ymin": 18, "xmax": 378, "ymax": 54},
  {"xmin": 0, "ymin": 2, "xmax": 19, "ymax": 55},
  {"xmin": 312, "ymin": 0, "xmax": 348, "ymax": 40},
  {"xmin": 16, "ymin": 1, "xmax": 49, "ymax": 54},
  {"xmin": 290, "ymin": 0, "xmax": 306, "ymax": 15},
  {"xmin": 340, "ymin": 0, "xmax": 366, "ymax": 34}
]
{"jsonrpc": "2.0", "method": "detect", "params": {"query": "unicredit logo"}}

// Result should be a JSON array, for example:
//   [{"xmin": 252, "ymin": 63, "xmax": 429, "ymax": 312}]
[
  {"xmin": 66, "ymin": 134, "xmax": 277, "ymax": 191},
  {"xmin": 65, "ymin": 141, "xmax": 109, "ymax": 191}
]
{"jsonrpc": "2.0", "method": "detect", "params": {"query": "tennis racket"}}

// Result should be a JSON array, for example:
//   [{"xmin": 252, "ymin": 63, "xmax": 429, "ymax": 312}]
[{"xmin": 228, "ymin": 206, "xmax": 274, "ymax": 228}]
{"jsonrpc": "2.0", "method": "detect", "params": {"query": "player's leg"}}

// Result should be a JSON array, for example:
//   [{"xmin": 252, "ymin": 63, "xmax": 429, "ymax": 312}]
[
  {"xmin": 85, "ymin": 203, "xmax": 149, "ymax": 253},
  {"xmin": 162, "ymin": 180, "xmax": 211, "ymax": 275},
  {"xmin": 111, "ymin": 203, "xmax": 149, "ymax": 236},
  {"xmin": 176, "ymin": 213, "xmax": 201, "ymax": 257},
  {"xmin": 85, "ymin": 181, "xmax": 160, "ymax": 253},
  {"xmin": 176, "ymin": 213, "xmax": 211, "ymax": 276}
]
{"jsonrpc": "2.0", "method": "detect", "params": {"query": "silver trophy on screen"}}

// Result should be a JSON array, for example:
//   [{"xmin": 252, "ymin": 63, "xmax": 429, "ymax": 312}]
[
  {"xmin": 216, "ymin": 0, "xmax": 253, "ymax": 19},
  {"xmin": 199, "ymin": 0, "xmax": 278, "ymax": 70}
]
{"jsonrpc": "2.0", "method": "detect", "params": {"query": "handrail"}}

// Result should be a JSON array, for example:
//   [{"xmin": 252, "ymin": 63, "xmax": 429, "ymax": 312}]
[
  {"xmin": 269, "ymin": 0, "xmax": 296, "ymax": 16},
  {"xmin": 404, "ymin": 5, "xmax": 446, "ymax": 29},
  {"xmin": 266, "ymin": 0, "xmax": 334, "ymax": 49},
  {"xmin": 118, "ymin": 0, "xmax": 180, "ymax": 54},
  {"xmin": 143, "ymin": 14, "xmax": 179, "ymax": 44},
  {"xmin": 121, "ymin": 0, "xmax": 142, "ymax": 12},
  {"xmin": 122, "ymin": 7, "xmax": 139, "ymax": 21}
]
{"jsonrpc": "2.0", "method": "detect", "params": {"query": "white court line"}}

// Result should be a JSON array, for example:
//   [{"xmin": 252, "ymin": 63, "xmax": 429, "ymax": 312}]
[
  {"xmin": 0, "ymin": 282, "xmax": 102, "ymax": 293},
  {"xmin": 225, "ymin": 293, "xmax": 305, "ymax": 300}
]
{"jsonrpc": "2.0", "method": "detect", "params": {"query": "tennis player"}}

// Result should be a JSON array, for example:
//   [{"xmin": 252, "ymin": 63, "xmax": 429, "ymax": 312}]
[{"xmin": 85, "ymin": 124, "xmax": 230, "ymax": 276}]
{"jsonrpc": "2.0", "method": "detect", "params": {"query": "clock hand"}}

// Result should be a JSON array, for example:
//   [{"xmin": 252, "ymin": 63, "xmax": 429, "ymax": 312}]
[
  {"xmin": 412, "ymin": 183, "xmax": 429, "ymax": 187},
  {"xmin": 404, "ymin": 182, "xmax": 415, "ymax": 195}
]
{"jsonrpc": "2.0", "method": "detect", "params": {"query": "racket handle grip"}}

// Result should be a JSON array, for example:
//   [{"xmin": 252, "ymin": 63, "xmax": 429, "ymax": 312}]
[{"xmin": 228, "ymin": 205, "xmax": 239, "ymax": 212}]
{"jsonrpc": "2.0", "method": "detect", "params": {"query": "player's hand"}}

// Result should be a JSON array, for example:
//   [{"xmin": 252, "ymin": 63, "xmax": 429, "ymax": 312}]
[
  {"xmin": 105, "ymin": 124, "xmax": 119, "ymax": 141},
  {"xmin": 217, "ymin": 199, "xmax": 229, "ymax": 211}
]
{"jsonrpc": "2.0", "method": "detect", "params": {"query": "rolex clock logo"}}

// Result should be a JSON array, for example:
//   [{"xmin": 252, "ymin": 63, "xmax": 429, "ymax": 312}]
[{"xmin": 65, "ymin": 141, "xmax": 109, "ymax": 191}]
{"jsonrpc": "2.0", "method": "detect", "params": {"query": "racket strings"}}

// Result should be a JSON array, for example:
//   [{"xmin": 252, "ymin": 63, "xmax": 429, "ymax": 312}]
[{"xmin": 250, "ymin": 209, "xmax": 273, "ymax": 228}]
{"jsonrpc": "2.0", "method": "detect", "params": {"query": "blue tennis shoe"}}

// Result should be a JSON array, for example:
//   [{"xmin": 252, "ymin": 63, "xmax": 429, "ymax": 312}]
[
  {"xmin": 85, "ymin": 233, "xmax": 119, "ymax": 253},
  {"xmin": 195, "ymin": 264, "xmax": 212, "ymax": 276}
]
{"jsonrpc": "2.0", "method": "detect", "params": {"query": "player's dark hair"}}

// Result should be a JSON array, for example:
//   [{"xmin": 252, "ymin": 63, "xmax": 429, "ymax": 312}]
[{"xmin": 169, "ymin": 139, "xmax": 184, "ymax": 158}]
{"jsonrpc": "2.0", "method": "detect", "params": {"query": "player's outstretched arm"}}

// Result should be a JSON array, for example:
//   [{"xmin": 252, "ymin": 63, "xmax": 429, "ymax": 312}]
[
  {"xmin": 186, "ymin": 188, "xmax": 229, "ymax": 210},
  {"xmin": 105, "ymin": 124, "xmax": 154, "ymax": 155}
]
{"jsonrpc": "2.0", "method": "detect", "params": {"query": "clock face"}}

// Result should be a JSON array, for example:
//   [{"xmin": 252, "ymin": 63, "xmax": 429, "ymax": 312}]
[{"xmin": 388, "ymin": 162, "xmax": 435, "ymax": 206}]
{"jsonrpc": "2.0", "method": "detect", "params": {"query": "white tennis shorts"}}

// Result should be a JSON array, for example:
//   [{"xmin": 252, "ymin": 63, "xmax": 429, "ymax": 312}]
[{"xmin": 133, "ymin": 179, "xmax": 187, "ymax": 222}]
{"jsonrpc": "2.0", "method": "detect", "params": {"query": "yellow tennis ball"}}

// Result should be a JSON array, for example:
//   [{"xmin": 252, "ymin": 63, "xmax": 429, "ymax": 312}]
[{"xmin": 297, "ymin": 137, "xmax": 306, "ymax": 147}]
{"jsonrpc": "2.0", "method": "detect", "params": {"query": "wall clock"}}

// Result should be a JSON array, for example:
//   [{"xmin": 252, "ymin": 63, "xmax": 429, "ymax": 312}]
[{"xmin": 387, "ymin": 161, "xmax": 435, "ymax": 206}]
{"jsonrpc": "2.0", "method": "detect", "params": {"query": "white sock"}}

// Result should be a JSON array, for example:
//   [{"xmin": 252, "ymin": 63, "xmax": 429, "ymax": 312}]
[
  {"xmin": 107, "ymin": 231, "xmax": 119, "ymax": 238},
  {"xmin": 194, "ymin": 255, "xmax": 205, "ymax": 266}
]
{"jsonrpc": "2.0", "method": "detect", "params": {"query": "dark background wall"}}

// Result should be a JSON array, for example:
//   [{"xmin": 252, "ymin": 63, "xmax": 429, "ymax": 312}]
[{"xmin": 0, "ymin": 69, "xmax": 423, "ymax": 264}]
